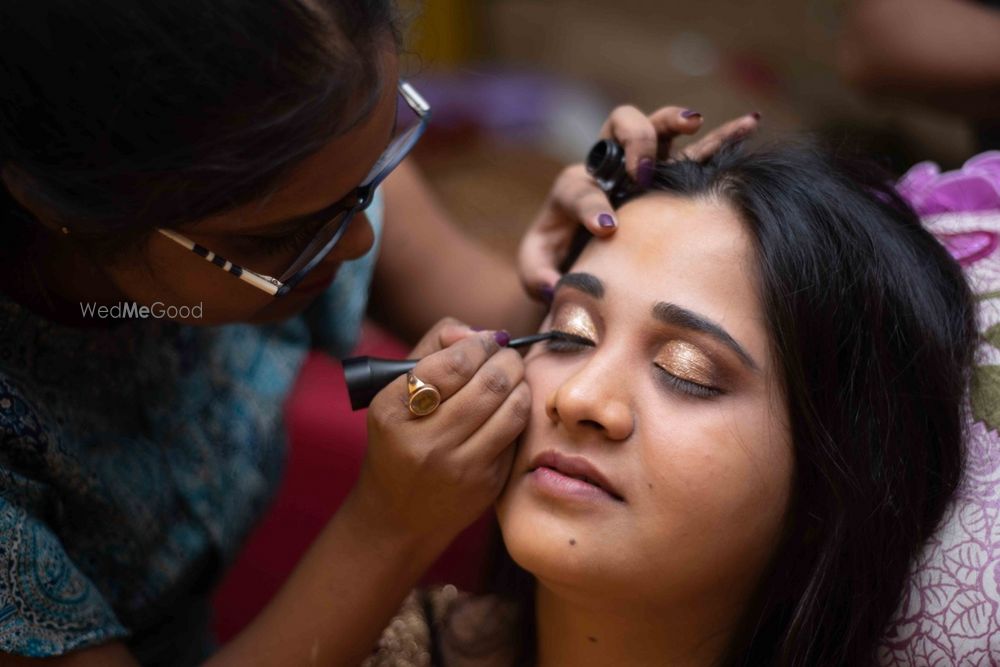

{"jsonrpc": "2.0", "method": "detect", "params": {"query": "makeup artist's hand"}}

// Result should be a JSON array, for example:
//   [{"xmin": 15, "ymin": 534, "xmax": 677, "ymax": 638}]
[
  {"xmin": 353, "ymin": 318, "xmax": 527, "ymax": 545},
  {"xmin": 517, "ymin": 107, "xmax": 760, "ymax": 300}
]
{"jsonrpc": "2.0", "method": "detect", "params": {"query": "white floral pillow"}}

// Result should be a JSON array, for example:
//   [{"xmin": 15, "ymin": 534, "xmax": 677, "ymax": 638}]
[{"xmin": 880, "ymin": 152, "xmax": 1000, "ymax": 665}]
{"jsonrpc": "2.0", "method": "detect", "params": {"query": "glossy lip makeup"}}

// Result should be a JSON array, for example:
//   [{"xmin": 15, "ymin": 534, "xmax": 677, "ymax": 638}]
[{"xmin": 528, "ymin": 450, "xmax": 624, "ymax": 504}]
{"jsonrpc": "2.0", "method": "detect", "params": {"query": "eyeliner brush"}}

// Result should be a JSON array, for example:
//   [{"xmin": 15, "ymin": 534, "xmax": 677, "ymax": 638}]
[
  {"xmin": 343, "ymin": 330, "xmax": 565, "ymax": 411},
  {"xmin": 507, "ymin": 331, "xmax": 560, "ymax": 348}
]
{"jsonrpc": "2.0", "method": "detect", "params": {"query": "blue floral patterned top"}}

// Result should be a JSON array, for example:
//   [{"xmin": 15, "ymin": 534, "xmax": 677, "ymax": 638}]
[{"xmin": 0, "ymin": 194, "xmax": 383, "ymax": 665}]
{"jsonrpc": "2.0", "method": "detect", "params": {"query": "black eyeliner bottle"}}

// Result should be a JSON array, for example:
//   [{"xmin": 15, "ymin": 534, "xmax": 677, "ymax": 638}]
[{"xmin": 586, "ymin": 139, "xmax": 635, "ymax": 206}]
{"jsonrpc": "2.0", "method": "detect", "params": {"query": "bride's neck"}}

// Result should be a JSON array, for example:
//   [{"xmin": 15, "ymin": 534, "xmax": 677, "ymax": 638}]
[{"xmin": 533, "ymin": 582, "xmax": 736, "ymax": 667}]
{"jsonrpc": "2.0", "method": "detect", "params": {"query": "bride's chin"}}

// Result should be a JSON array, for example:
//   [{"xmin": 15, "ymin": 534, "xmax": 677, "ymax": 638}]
[{"xmin": 497, "ymin": 499, "xmax": 597, "ymax": 586}]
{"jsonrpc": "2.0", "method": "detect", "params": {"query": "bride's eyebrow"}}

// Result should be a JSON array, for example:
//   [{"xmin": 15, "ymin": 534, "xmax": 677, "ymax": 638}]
[
  {"xmin": 554, "ymin": 272, "xmax": 604, "ymax": 298},
  {"xmin": 652, "ymin": 302, "xmax": 759, "ymax": 371}
]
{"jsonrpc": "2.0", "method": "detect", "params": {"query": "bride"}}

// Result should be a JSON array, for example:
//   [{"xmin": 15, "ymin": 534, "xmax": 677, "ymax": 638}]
[{"xmin": 366, "ymin": 142, "xmax": 978, "ymax": 667}]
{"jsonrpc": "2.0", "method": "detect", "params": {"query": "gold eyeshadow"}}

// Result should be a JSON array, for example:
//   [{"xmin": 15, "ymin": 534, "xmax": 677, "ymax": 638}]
[
  {"xmin": 655, "ymin": 340, "xmax": 718, "ymax": 387},
  {"xmin": 551, "ymin": 303, "xmax": 599, "ymax": 342}
]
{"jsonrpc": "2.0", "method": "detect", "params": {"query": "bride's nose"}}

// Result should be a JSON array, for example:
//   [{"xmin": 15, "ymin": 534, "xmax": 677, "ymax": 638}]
[{"xmin": 545, "ymin": 351, "xmax": 634, "ymax": 442}]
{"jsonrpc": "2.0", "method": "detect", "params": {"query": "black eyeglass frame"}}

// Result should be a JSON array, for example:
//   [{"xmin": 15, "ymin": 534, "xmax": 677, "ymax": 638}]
[{"xmin": 157, "ymin": 80, "xmax": 431, "ymax": 297}]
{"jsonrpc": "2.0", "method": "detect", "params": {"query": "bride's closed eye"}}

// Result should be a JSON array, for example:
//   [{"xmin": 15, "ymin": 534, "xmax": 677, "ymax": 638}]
[
  {"xmin": 654, "ymin": 340, "xmax": 723, "ymax": 398},
  {"xmin": 545, "ymin": 330, "xmax": 595, "ymax": 352},
  {"xmin": 543, "ymin": 298, "xmax": 723, "ymax": 398},
  {"xmin": 547, "ymin": 303, "xmax": 599, "ymax": 349},
  {"xmin": 546, "ymin": 305, "xmax": 597, "ymax": 351}
]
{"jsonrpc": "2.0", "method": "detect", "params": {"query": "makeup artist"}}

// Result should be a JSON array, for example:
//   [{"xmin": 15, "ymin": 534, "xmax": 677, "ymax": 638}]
[{"xmin": 0, "ymin": 2, "xmax": 756, "ymax": 666}]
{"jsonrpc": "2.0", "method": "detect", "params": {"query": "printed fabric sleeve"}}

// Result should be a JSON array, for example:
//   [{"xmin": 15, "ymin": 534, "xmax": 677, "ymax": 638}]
[{"xmin": 0, "ymin": 388, "xmax": 128, "ymax": 657}]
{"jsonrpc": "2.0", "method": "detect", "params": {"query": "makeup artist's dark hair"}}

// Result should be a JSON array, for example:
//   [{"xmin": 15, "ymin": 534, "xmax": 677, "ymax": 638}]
[
  {"xmin": 474, "ymin": 142, "xmax": 977, "ymax": 667},
  {"xmin": 0, "ymin": 0, "xmax": 399, "ymax": 254}
]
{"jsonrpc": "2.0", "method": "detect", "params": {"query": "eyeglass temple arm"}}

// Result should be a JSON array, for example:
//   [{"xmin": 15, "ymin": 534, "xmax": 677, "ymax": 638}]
[
  {"xmin": 157, "ymin": 228, "xmax": 282, "ymax": 296},
  {"xmin": 154, "ymin": 85, "xmax": 427, "ymax": 300},
  {"xmin": 399, "ymin": 81, "xmax": 430, "ymax": 116}
]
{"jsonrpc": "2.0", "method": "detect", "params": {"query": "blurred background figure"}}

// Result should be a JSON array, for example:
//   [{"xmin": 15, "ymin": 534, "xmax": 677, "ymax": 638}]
[{"xmin": 839, "ymin": 0, "xmax": 1000, "ymax": 153}]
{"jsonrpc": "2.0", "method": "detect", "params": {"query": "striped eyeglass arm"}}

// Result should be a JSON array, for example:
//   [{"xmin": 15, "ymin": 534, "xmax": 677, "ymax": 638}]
[{"xmin": 157, "ymin": 228, "xmax": 282, "ymax": 296}]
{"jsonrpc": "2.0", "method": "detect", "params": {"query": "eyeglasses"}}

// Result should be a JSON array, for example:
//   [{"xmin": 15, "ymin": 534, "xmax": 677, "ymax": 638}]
[{"xmin": 158, "ymin": 81, "xmax": 430, "ymax": 297}]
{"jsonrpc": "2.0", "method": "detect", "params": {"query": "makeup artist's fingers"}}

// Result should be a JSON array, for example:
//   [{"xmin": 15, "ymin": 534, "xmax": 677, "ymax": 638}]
[
  {"xmin": 433, "ymin": 347, "xmax": 526, "ymax": 443},
  {"xmin": 518, "ymin": 251, "xmax": 562, "ymax": 304},
  {"xmin": 378, "ymin": 343, "xmax": 524, "ymax": 446},
  {"xmin": 550, "ymin": 164, "xmax": 618, "ymax": 237},
  {"xmin": 645, "ymin": 106, "xmax": 704, "ymax": 160},
  {"xmin": 600, "ymin": 105, "xmax": 706, "ymax": 185},
  {"xmin": 517, "ymin": 164, "xmax": 616, "ymax": 300},
  {"xmin": 406, "ymin": 330, "xmax": 511, "ymax": 408},
  {"xmin": 361, "ymin": 343, "xmax": 525, "ymax": 539},
  {"xmin": 678, "ymin": 113, "xmax": 759, "ymax": 162},
  {"xmin": 408, "ymin": 317, "xmax": 476, "ymax": 358},
  {"xmin": 600, "ymin": 105, "xmax": 657, "ymax": 186},
  {"xmin": 517, "ymin": 106, "xmax": 753, "ymax": 302},
  {"xmin": 456, "ymin": 380, "xmax": 530, "ymax": 464}
]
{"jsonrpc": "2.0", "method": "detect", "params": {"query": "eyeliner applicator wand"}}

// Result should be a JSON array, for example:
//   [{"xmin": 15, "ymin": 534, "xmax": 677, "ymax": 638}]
[{"xmin": 342, "ymin": 331, "xmax": 565, "ymax": 411}]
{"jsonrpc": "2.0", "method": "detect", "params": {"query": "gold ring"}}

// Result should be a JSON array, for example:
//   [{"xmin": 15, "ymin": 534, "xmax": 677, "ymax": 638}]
[{"xmin": 407, "ymin": 371, "xmax": 441, "ymax": 417}]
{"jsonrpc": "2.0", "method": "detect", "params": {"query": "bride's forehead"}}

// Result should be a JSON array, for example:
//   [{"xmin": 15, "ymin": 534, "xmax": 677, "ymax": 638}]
[
  {"xmin": 587, "ymin": 195, "xmax": 753, "ymax": 274},
  {"xmin": 572, "ymin": 196, "xmax": 763, "ymax": 332}
]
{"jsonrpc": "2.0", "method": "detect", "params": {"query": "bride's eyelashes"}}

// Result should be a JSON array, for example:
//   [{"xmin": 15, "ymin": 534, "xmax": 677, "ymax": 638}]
[
  {"xmin": 653, "ymin": 367, "xmax": 723, "ymax": 398},
  {"xmin": 545, "ymin": 330, "xmax": 596, "ymax": 352}
]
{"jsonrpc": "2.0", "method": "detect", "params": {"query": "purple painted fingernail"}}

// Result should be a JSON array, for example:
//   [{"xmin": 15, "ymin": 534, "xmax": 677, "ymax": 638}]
[
  {"xmin": 540, "ymin": 284, "xmax": 555, "ymax": 303},
  {"xmin": 749, "ymin": 111, "xmax": 761, "ymax": 121},
  {"xmin": 598, "ymin": 213, "xmax": 616, "ymax": 229},
  {"xmin": 681, "ymin": 109, "xmax": 702, "ymax": 119},
  {"xmin": 637, "ymin": 158, "xmax": 654, "ymax": 189},
  {"xmin": 494, "ymin": 330, "xmax": 511, "ymax": 347}
]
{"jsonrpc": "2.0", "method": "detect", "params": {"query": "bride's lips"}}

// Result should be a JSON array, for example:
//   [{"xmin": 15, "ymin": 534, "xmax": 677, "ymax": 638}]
[{"xmin": 528, "ymin": 450, "xmax": 625, "ymax": 502}]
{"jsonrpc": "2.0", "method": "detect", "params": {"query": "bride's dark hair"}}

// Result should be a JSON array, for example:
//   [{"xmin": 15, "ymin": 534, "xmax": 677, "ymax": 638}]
[{"xmin": 475, "ymin": 142, "xmax": 977, "ymax": 666}]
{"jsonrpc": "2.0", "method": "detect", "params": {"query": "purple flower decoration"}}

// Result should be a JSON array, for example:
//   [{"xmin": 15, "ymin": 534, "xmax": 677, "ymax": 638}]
[
  {"xmin": 898, "ymin": 152, "xmax": 1000, "ymax": 266},
  {"xmin": 900, "ymin": 152, "xmax": 1000, "ymax": 217},
  {"xmin": 935, "ymin": 232, "xmax": 999, "ymax": 267}
]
